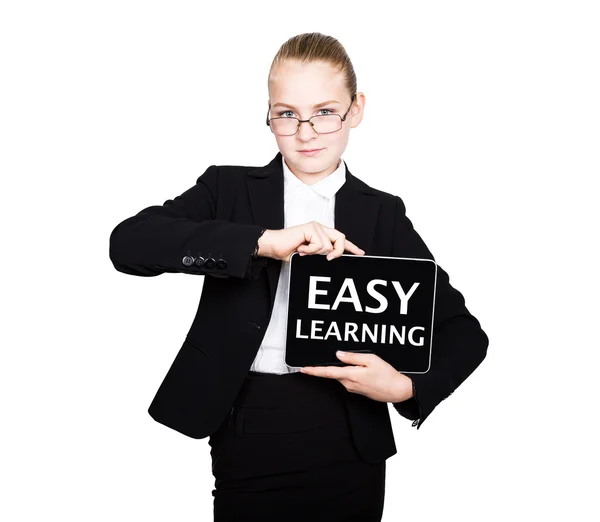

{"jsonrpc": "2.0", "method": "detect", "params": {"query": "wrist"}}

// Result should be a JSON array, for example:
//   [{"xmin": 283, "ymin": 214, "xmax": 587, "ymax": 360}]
[
  {"xmin": 256, "ymin": 229, "xmax": 272, "ymax": 258},
  {"xmin": 392, "ymin": 373, "xmax": 414, "ymax": 403}
]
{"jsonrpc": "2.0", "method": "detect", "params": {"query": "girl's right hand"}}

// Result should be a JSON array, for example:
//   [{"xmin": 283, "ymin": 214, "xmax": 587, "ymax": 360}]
[{"xmin": 258, "ymin": 221, "xmax": 366, "ymax": 263}]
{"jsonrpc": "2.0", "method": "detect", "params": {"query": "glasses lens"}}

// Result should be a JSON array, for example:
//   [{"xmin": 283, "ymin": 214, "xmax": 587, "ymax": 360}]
[
  {"xmin": 269, "ymin": 114, "xmax": 342, "ymax": 135},
  {"xmin": 311, "ymin": 115, "xmax": 342, "ymax": 134},
  {"xmin": 270, "ymin": 118, "xmax": 299, "ymax": 136}
]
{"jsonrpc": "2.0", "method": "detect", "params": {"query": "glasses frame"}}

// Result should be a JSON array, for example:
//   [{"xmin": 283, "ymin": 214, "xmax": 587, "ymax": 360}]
[{"xmin": 266, "ymin": 93, "xmax": 357, "ymax": 136}]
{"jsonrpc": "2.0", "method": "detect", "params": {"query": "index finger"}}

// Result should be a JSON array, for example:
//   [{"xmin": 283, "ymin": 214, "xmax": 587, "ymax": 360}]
[
  {"xmin": 343, "ymin": 238, "xmax": 365, "ymax": 255},
  {"xmin": 301, "ymin": 365, "xmax": 353, "ymax": 380},
  {"xmin": 320, "ymin": 226, "xmax": 365, "ymax": 256}
]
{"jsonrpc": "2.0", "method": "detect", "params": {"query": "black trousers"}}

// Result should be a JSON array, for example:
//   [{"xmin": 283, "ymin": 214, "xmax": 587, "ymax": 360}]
[{"xmin": 209, "ymin": 370, "xmax": 386, "ymax": 521}]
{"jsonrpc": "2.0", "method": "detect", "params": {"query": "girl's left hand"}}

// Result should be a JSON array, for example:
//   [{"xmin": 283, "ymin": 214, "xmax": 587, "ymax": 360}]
[{"xmin": 300, "ymin": 351, "xmax": 413, "ymax": 403}]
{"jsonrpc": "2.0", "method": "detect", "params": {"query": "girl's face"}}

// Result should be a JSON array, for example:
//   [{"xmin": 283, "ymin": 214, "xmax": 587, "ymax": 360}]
[{"xmin": 268, "ymin": 60, "xmax": 364, "ymax": 181}]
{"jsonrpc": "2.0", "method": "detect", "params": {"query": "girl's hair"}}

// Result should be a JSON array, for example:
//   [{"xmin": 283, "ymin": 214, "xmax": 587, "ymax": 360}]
[{"xmin": 268, "ymin": 32, "xmax": 357, "ymax": 101}]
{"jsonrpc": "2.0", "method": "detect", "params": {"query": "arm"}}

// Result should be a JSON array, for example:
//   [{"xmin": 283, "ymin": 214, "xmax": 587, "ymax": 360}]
[
  {"xmin": 390, "ymin": 195, "xmax": 489, "ymax": 429},
  {"xmin": 109, "ymin": 165, "xmax": 268, "ymax": 279}
]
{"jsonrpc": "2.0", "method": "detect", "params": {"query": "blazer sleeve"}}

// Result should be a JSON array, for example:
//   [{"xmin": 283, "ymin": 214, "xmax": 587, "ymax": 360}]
[
  {"xmin": 109, "ymin": 165, "xmax": 268, "ymax": 280},
  {"xmin": 390, "ymin": 195, "xmax": 489, "ymax": 429}
]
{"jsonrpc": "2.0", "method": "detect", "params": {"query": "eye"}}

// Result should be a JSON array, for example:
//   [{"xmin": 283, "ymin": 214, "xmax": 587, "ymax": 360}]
[{"xmin": 277, "ymin": 108, "xmax": 336, "ymax": 118}]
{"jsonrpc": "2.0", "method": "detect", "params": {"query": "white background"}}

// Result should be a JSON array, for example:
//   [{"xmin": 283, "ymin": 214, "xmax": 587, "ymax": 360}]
[{"xmin": 2, "ymin": 1, "xmax": 598, "ymax": 520}]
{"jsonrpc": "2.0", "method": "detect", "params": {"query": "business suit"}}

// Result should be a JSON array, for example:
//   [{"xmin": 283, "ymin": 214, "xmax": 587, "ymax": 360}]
[{"xmin": 109, "ymin": 150, "xmax": 489, "ymax": 465}]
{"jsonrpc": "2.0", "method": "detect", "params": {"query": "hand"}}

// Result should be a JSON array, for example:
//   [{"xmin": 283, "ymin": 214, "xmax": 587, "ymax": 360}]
[
  {"xmin": 300, "ymin": 351, "xmax": 414, "ymax": 403},
  {"xmin": 258, "ymin": 221, "xmax": 365, "ymax": 263}
]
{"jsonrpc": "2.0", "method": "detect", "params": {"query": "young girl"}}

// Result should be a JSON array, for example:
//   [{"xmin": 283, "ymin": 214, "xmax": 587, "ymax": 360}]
[{"xmin": 110, "ymin": 32, "xmax": 488, "ymax": 522}]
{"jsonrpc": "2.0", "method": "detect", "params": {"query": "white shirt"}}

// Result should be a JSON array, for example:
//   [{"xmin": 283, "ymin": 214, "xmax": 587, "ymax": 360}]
[{"xmin": 249, "ymin": 155, "xmax": 347, "ymax": 374}]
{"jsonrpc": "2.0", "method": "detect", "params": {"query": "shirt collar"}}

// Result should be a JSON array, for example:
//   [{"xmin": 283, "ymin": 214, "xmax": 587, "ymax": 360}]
[{"xmin": 282, "ymin": 155, "xmax": 346, "ymax": 199}]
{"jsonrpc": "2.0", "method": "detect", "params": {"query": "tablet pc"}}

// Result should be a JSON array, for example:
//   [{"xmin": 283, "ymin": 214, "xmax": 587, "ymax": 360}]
[{"xmin": 284, "ymin": 252, "xmax": 437, "ymax": 374}]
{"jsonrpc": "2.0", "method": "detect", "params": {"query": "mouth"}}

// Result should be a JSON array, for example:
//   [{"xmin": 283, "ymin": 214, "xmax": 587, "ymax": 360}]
[{"xmin": 298, "ymin": 148, "xmax": 324, "ymax": 155}]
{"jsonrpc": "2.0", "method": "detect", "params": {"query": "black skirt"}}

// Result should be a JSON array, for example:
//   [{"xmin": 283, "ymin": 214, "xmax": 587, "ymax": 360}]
[{"xmin": 209, "ymin": 370, "xmax": 386, "ymax": 521}]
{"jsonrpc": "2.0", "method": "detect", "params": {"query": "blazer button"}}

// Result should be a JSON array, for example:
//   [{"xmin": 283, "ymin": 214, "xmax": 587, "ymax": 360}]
[
  {"xmin": 216, "ymin": 259, "xmax": 227, "ymax": 270},
  {"xmin": 194, "ymin": 256, "xmax": 205, "ymax": 268},
  {"xmin": 182, "ymin": 255, "xmax": 194, "ymax": 267},
  {"xmin": 204, "ymin": 257, "xmax": 216, "ymax": 269}
]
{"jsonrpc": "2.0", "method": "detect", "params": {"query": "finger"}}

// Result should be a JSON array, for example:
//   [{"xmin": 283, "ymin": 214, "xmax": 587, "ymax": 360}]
[
  {"xmin": 327, "ymin": 232, "xmax": 347, "ymax": 260},
  {"xmin": 336, "ymin": 351, "xmax": 375, "ymax": 366},
  {"xmin": 320, "ymin": 225, "xmax": 365, "ymax": 257},
  {"xmin": 317, "ymin": 226, "xmax": 346, "ymax": 260},
  {"xmin": 299, "ymin": 226, "xmax": 323, "ymax": 254},
  {"xmin": 310, "ymin": 222, "xmax": 333, "ymax": 256},
  {"xmin": 315, "ymin": 226, "xmax": 334, "ymax": 255},
  {"xmin": 343, "ymin": 238, "xmax": 366, "ymax": 256},
  {"xmin": 302, "ymin": 223, "xmax": 332, "ymax": 255},
  {"xmin": 303, "ymin": 240, "xmax": 326, "ymax": 255},
  {"xmin": 300, "ymin": 365, "xmax": 352, "ymax": 380}
]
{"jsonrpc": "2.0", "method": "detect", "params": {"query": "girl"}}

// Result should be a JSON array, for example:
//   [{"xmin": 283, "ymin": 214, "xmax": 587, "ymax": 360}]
[{"xmin": 110, "ymin": 32, "xmax": 488, "ymax": 522}]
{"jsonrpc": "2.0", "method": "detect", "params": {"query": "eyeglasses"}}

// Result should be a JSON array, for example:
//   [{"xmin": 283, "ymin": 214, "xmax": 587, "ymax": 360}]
[{"xmin": 266, "ymin": 93, "xmax": 357, "ymax": 136}]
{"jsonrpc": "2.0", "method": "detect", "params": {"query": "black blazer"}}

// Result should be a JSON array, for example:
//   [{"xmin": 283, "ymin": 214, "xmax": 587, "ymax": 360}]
[{"xmin": 109, "ymin": 151, "xmax": 489, "ymax": 464}]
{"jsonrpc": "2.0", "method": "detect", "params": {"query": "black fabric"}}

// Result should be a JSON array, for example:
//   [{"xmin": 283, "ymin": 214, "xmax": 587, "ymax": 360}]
[
  {"xmin": 109, "ymin": 150, "xmax": 489, "ymax": 463},
  {"xmin": 209, "ymin": 370, "xmax": 386, "ymax": 522}
]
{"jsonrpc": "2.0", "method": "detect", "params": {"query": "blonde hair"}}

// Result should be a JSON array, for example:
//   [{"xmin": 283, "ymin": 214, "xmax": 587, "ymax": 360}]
[{"xmin": 268, "ymin": 32, "xmax": 357, "ymax": 101}]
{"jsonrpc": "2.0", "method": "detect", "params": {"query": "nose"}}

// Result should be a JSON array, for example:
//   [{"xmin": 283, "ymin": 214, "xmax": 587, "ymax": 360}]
[{"xmin": 296, "ymin": 119, "xmax": 318, "ymax": 140}]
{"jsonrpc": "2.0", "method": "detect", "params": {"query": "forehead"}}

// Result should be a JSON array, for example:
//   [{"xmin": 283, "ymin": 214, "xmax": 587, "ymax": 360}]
[{"xmin": 269, "ymin": 60, "xmax": 346, "ymax": 107}]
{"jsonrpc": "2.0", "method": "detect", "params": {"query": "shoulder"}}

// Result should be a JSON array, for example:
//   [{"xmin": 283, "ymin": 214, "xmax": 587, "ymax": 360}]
[
  {"xmin": 194, "ymin": 163, "xmax": 256, "ymax": 193},
  {"xmin": 348, "ymin": 170, "xmax": 405, "ymax": 214},
  {"xmin": 209, "ymin": 163, "xmax": 262, "ymax": 183},
  {"xmin": 216, "ymin": 163, "xmax": 258, "ymax": 174}
]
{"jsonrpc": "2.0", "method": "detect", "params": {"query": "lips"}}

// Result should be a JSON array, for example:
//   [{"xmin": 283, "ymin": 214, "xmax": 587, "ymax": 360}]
[{"xmin": 298, "ymin": 148, "xmax": 323, "ymax": 152}]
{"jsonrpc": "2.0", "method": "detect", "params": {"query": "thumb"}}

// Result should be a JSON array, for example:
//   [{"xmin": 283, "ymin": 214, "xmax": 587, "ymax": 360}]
[
  {"xmin": 301, "ymin": 242, "xmax": 322, "ymax": 254},
  {"xmin": 336, "ymin": 350, "xmax": 371, "ymax": 366}
]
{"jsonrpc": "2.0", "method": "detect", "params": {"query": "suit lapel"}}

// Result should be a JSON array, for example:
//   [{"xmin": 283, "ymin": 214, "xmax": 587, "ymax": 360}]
[{"xmin": 247, "ymin": 151, "xmax": 381, "ymax": 306}]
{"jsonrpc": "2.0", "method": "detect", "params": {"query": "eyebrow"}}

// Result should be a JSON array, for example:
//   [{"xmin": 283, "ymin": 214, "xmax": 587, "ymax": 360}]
[{"xmin": 271, "ymin": 100, "xmax": 340, "ymax": 110}]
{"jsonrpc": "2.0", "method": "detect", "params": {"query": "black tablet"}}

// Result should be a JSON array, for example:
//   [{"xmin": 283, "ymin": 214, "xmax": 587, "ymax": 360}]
[{"xmin": 285, "ymin": 252, "xmax": 437, "ymax": 374}]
